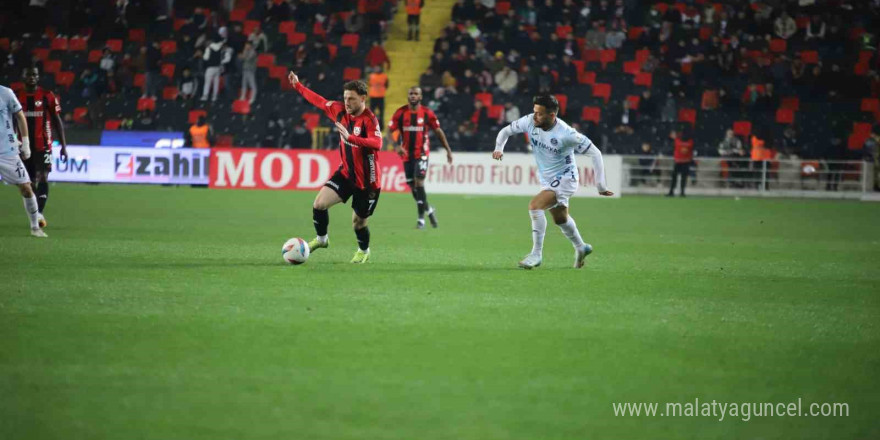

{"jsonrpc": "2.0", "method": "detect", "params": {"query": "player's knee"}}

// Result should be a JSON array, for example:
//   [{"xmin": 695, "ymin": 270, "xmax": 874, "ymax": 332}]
[
  {"xmin": 18, "ymin": 183, "xmax": 33, "ymax": 197},
  {"xmin": 352, "ymin": 217, "xmax": 367, "ymax": 229},
  {"xmin": 414, "ymin": 179, "xmax": 425, "ymax": 188},
  {"xmin": 313, "ymin": 200, "xmax": 328, "ymax": 210}
]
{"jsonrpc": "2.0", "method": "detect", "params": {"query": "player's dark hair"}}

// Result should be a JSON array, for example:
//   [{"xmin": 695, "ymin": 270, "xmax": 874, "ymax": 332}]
[
  {"xmin": 344, "ymin": 80, "xmax": 369, "ymax": 96},
  {"xmin": 533, "ymin": 94, "xmax": 559, "ymax": 114}
]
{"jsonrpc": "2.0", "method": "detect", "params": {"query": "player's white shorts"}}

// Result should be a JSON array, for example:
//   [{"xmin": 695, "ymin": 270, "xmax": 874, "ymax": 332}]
[
  {"xmin": 540, "ymin": 175, "xmax": 578, "ymax": 208},
  {"xmin": 0, "ymin": 154, "xmax": 30, "ymax": 185}
]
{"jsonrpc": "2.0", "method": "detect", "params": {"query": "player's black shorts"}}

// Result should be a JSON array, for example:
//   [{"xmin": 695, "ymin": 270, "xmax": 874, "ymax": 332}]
[
  {"xmin": 24, "ymin": 149, "xmax": 52, "ymax": 179},
  {"xmin": 324, "ymin": 169, "xmax": 380, "ymax": 219},
  {"xmin": 403, "ymin": 156, "xmax": 428, "ymax": 183},
  {"xmin": 407, "ymin": 14, "xmax": 420, "ymax": 25}
]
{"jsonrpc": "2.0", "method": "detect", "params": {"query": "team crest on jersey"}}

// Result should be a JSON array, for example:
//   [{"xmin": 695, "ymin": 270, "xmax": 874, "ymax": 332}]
[
  {"xmin": 550, "ymin": 138, "xmax": 558, "ymax": 146},
  {"xmin": 531, "ymin": 128, "xmax": 540, "ymax": 136},
  {"xmin": 353, "ymin": 126, "xmax": 361, "ymax": 135},
  {"xmin": 35, "ymin": 100, "xmax": 43, "ymax": 107},
  {"xmin": 417, "ymin": 118, "xmax": 424, "ymax": 124}
]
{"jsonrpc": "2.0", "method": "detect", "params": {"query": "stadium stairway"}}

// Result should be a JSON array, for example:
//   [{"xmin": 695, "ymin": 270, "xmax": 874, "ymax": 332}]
[{"xmin": 382, "ymin": 0, "xmax": 454, "ymax": 135}]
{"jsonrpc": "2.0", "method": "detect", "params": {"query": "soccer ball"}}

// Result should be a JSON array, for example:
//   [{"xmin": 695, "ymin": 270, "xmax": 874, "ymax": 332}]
[{"xmin": 282, "ymin": 238, "xmax": 310, "ymax": 265}]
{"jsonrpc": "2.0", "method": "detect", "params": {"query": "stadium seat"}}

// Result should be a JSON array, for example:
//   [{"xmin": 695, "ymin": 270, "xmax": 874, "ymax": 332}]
[
  {"xmin": 578, "ymin": 71, "xmax": 596, "ymax": 85},
  {"xmin": 553, "ymin": 94, "xmax": 568, "ymax": 115},
  {"xmin": 0, "ymin": 38, "xmax": 8, "ymax": 51},
  {"xmin": 855, "ymin": 62, "xmax": 870, "ymax": 76},
  {"xmin": 770, "ymin": 39, "xmax": 787, "ymax": 53},
  {"xmin": 232, "ymin": 100, "xmax": 251, "ymax": 115},
  {"xmin": 487, "ymin": 104, "xmax": 504, "ymax": 120},
  {"xmin": 44, "ymin": 60, "xmax": 62, "ymax": 74},
  {"xmin": 733, "ymin": 121, "xmax": 752, "ymax": 137},
  {"xmin": 173, "ymin": 18, "xmax": 186, "ymax": 31},
  {"xmin": 105, "ymin": 39, "xmax": 123, "ymax": 52},
  {"xmin": 555, "ymin": 25, "xmax": 573, "ymax": 39},
  {"xmin": 623, "ymin": 61, "xmax": 641, "ymax": 75},
  {"xmin": 848, "ymin": 133, "xmax": 868, "ymax": 150},
  {"xmin": 303, "ymin": 112, "xmax": 321, "ymax": 131},
  {"xmin": 581, "ymin": 106, "xmax": 601, "ymax": 123},
  {"xmin": 681, "ymin": 62, "xmax": 693, "ymax": 74},
  {"xmin": 583, "ymin": 49, "xmax": 599, "ymax": 63},
  {"xmin": 134, "ymin": 74, "xmax": 145, "ymax": 88},
  {"xmin": 673, "ymin": 2, "xmax": 687, "ymax": 13},
  {"xmin": 162, "ymin": 87, "xmax": 178, "ymax": 100},
  {"xmin": 627, "ymin": 27, "xmax": 645, "ymax": 41},
  {"xmin": 32, "ymin": 48, "xmax": 50, "ymax": 62},
  {"xmin": 312, "ymin": 21, "xmax": 326, "ymax": 38},
  {"xmin": 592, "ymin": 83, "xmax": 611, "ymax": 103},
  {"xmin": 256, "ymin": 53, "xmax": 275, "ymax": 68},
  {"xmin": 104, "ymin": 119, "xmax": 122, "ymax": 130},
  {"xmin": 128, "ymin": 28, "xmax": 146, "ymax": 43},
  {"xmin": 215, "ymin": 134, "xmax": 234, "ymax": 147},
  {"xmin": 635, "ymin": 49, "xmax": 650, "ymax": 64},
  {"xmin": 243, "ymin": 20, "xmax": 261, "ymax": 36},
  {"xmin": 701, "ymin": 90, "xmax": 719, "ymax": 109},
  {"xmin": 73, "ymin": 107, "xmax": 88, "ymax": 124},
  {"xmin": 654, "ymin": 3, "xmax": 669, "ymax": 14},
  {"xmin": 343, "ymin": 67, "xmax": 362, "ymax": 81},
  {"xmin": 69, "ymin": 36, "xmax": 87, "ymax": 51},
  {"xmin": 634, "ymin": 72, "xmax": 653, "ymax": 87},
  {"xmin": 137, "ymin": 97, "xmax": 156, "ymax": 112},
  {"xmin": 626, "ymin": 95, "xmax": 640, "ymax": 110},
  {"xmin": 781, "ymin": 97, "xmax": 800, "ymax": 111},
  {"xmin": 678, "ymin": 108, "xmax": 697, "ymax": 125},
  {"xmin": 599, "ymin": 49, "xmax": 617, "ymax": 69},
  {"xmin": 800, "ymin": 51, "xmax": 819, "ymax": 64},
  {"xmin": 796, "ymin": 16, "xmax": 810, "ymax": 29},
  {"xmin": 861, "ymin": 98, "xmax": 880, "ymax": 113},
  {"xmin": 279, "ymin": 21, "xmax": 296, "ymax": 34},
  {"xmin": 161, "ymin": 63, "xmax": 175, "ymax": 79},
  {"xmin": 327, "ymin": 44, "xmax": 338, "ymax": 60},
  {"xmin": 229, "ymin": 9, "xmax": 248, "ymax": 22},
  {"xmin": 496, "ymin": 1, "xmax": 510, "ymax": 14},
  {"xmin": 775, "ymin": 108, "xmax": 795, "ymax": 124},
  {"xmin": 853, "ymin": 122, "xmax": 872, "ymax": 137},
  {"xmin": 50, "ymin": 37, "xmax": 68, "ymax": 51},
  {"xmin": 572, "ymin": 60, "xmax": 585, "ymax": 75},
  {"xmin": 88, "ymin": 49, "xmax": 102, "ymax": 63},
  {"xmin": 160, "ymin": 40, "xmax": 177, "ymax": 56},
  {"xmin": 54, "ymin": 71, "xmax": 74, "ymax": 89},
  {"xmin": 475, "ymin": 92, "xmax": 493, "ymax": 107},
  {"xmin": 269, "ymin": 65, "xmax": 288, "ymax": 80},
  {"xmin": 287, "ymin": 32, "xmax": 306, "ymax": 46},
  {"xmin": 341, "ymin": 33, "xmax": 360, "ymax": 51},
  {"xmin": 699, "ymin": 26, "xmax": 712, "ymax": 40},
  {"xmin": 188, "ymin": 110, "xmax": 207, "ymax": 124}
]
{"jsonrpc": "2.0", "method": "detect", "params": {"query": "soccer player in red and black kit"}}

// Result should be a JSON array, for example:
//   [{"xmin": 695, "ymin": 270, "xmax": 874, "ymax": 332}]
[
  {"xmin": 387, "ymin": 86, "xmax": 453, "ymax": 229},
  {"xmin": 17, "ymin": 67, "xmax": 68, "ymax": 228},
  {"xmin": 288, "ymin": 71, "xmax": 382, "ymax": 263}
]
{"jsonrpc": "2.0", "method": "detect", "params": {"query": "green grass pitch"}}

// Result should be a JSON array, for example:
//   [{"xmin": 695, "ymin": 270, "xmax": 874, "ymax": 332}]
[{"xmin": 1, "ymin": 183, "xmax": 879, "ymax": 439}]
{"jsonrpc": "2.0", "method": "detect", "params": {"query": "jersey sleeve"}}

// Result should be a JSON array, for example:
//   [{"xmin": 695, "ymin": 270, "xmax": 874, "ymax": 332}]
[
  {"xmin": 426, "ymin": 108, "xmax": 441, "ymax": 129},
  {"xmin": 46, "ymin": 91, "xmax": 61, "ymax": 117},
  {"xmin": 347, "ymin": 114, "xmax": 383, "ymax": 151},
  {"xmin": 508, "ymin": 114, "xmax": 532, "ymax": 134},
  {"xmin": 294, "ymin": 82, "xmax": 344, "ymax": 120},
  {"xmin": 4, "ymin": 88, "xmax": 22, "ymax": 114},
  {"xmin": 387, "ymin": 107, "xmax": 404, "ymax": 132},
  {"xmin": 568, "ymin": 127, "xmax": 594, "ymax": 154}
]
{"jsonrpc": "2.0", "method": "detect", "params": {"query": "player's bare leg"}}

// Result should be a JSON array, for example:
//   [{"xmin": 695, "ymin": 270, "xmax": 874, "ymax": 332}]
[
  {"xmin": 550, "ymin": 205, "xmax": 592, "ymax": 268},
  {"xmin": 519, "ymin": 190, "xmax": 557, "ymax": 269},
  {"xmin": 351, "ymin": 212, "xmax": 370, "ymax": 263},
  {"xmin": 309, "ymin": 186, "xmax": 343, "ymax": 252},
  {"xmin": 18, "ymin": 182, "xmax": 46, "ymax": 238}
]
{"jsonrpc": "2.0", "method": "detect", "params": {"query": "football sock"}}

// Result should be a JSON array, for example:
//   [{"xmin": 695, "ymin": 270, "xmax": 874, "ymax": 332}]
[
  {"xmin": 416, "ymin": 187, "xmax": 427, "ymax": 219},
  {"xmin": 36, "ymin": 181, "xmax": 48, "ymax": 213},
  {"xmin": 355, "ymin": 226, "xmax": 370, "ymax": 251},
  {"xmin": 558, "ymin": 216, "xmax": 586, "ymax": 248},
  {"xmin": 529, "ymin": 209, "xmax": 546, "ymax": 256},
  {"xmin": 23, "ymin": 195, "xmax": 39, "ymax": 229},
  {"xmin": 313, "ymin": 208, "xmax": 329, "ymax": 237}
]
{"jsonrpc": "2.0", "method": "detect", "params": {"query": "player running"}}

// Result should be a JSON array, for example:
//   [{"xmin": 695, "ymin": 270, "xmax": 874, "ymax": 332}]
[
  {"xmin": 492, "ymin": 95, "xmax": 613, "ymax": 269},
  {"xmin": 288, "ymin": 71, "xmax": 382, "ymax": 264},
  {"xmin": 0, "ymin": 84, "xmax": 47, "ymax": 237},
  {"xmin": 16, "ymin": 66, "xmax": 68, "ymax": 228},
  {"xmin": 387, "ymin": 86, "xmax": 453, "ymax": 229}
]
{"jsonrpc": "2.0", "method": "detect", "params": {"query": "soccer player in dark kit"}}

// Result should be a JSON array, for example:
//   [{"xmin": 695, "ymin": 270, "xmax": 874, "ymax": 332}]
[
  {"xmin": 387, "ymin": 86, "xmax": 453, "ymax": 229},
  {"xmin": 288, "ymin": 71, "xmax": 382, "ymax": 264},
  {"xmin": 16, "ymin": 66, "xmax": 68, "ymax": 228}
]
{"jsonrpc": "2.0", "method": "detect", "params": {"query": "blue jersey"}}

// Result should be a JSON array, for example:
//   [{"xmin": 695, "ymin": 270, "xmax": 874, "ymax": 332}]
[
  {"xmin": 506, "ymin": 114, "xmax": 593, "ymax": 182},
  {"xmin": 0, "ymin": 86, "xmax": 22, "ymax": 157}
]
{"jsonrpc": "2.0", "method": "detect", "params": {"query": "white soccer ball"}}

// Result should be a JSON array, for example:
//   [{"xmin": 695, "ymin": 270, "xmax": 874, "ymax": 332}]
[{"xmin": 282, "ymin": 238, "xmax": 310, "ymax": 265}]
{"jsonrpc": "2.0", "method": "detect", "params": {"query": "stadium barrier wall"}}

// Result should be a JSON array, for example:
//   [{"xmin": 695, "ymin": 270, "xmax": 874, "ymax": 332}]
[{"xmin": 45, "ymin": 145, "xmax": 209, "ymax": 184}]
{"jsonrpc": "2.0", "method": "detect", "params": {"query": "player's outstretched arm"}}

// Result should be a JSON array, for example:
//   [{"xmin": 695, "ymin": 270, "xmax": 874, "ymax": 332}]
[
  {"xmin": 584, "ymin": 144, "xmax": 614, "ymax": 196},
  {"xmin": 493, "ymin": 114, "xmax": 530, "ymax": 161},
  {"xmin": 288, "ymin": 71, "xmax": 337, "ymax": 118}
]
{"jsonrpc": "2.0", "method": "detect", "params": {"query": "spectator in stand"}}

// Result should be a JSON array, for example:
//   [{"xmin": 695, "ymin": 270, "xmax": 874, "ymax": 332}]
[
  {"xmin": 79, "ymin": 68, "xmax": 100, "ymax": 99},
  {"xmin": 471, "ymin": 100, "xmax": 490, "ymax": 131},
  {"xmin": 201, "ymin": 35, "xmax": 230, "ymax": 102},
  {"xmin": 368, "ymin": 66, "xmax": 389, "ymax": 128},
  {"xmin": 484, "ymin": 51, "xmax": 506, "ymax": 74},
  {"xmin": 99, "ymin": 48, "xmax": 116, "ymax": 76},
  {"xmin": 286, "ymin": 118, "xmax": 313, "ymax": 149},
  {"xmin": 605, "ymin": 21, "xmax": 626, "ymax": 49},
  {"xmin": 227, "ymin": 23, "xmax": 247, "ymax": 53},
  {"xmin": 262, "ymin": 0, "xmax": 290, "ymax": 24},
  {"xmin": 178, "ymin": 67, "xmax": 199, "ymax": 101},
  {"xmin": 585, "ymin": 24, "xmax": 606, "ymax": 50},
  {"xmin": 640, "ymin": 90, "xmax": 656, "ymax": 121},
  {"xmin": 344, "ymin": 9, "xmax": 365, "ymax": 34},
  {"xmin": 365, "ymin": 41, "xmax": 391, "ymax": 71},
  {"xmin": 406, "ymin": 0, "xmax": 425, "ymax": 41},
  {"xmin": 143, "ymin": 41, "xmax": 162, "ymax": 99},
  {"xmin": 186, "ymin": 115, "xmax": 213, "ymax": 148},
  {"xmin": 668, "ymin": 127, "xmax": 695, "ymax": 197},
  {"xmin": 774, "ymin": 11, "xmax": 797, "ymax": 40},
  {"xmin": 502, "ymin": 101, "xmax": 520, "ymax": 124},
  {"xmin": 247, "ymin": 26, "xmax": 270, "ymax": 53},
  {"xmin": 718, "ymin": 129, "xmax": 746, "ymax": 187},
  {"xmin": 239, "ymin": 42, "xmax": 257, "ymax": 104},
  {"xmin": 459, "ymin": 68, "xmax": 479, "ymax": 95},
  {"xmin": 441, "ymin": 70, "xmax": 457, "ymax": 92},
  {"xmin": 632, "ymin": 142, "xmax": 659, "ymax": 186},
  {"xmin": 661, "ymin": 92, "xmax": 676, "ymax": 123},
  {"xmin": 805, "ymin": 15, "xmax": 826, "ymax": 42},
  {"xmin": 613, "ymin": 99, "xmax": 635, "ymax": 135},
  {"xmin": 864, "ymin": 126, "xmax": 880, "ymax": 191},
  {"xmin": 419, "ymin": 67, "xmax": 442, "ymax": 96},
  {"xmin": 559, "ymin": 54, "xmax": 578, "ymax": 87},
  {"xmin": 262, "ymin": 114, "xmax": 285, "ymax": 148},
  {"xmin": 750, "ymin": 130, "xmax": 774, "ymax": 190},
  {"xmin": 494, "ymin": 65, "xmax": 518, "ymax": 94},
  {"xmin": 134, "ymin": 109, "xmax": 156, "ymax": 130}
]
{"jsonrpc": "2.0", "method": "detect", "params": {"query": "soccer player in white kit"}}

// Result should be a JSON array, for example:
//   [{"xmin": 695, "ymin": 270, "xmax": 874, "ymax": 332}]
[
  {"xmin": 493, "ymin": 95, "xmax": 612, "ymax": 269},
  {"xmin": 0, "ymin": 84, "xmax": 47, "ymax": 237}
]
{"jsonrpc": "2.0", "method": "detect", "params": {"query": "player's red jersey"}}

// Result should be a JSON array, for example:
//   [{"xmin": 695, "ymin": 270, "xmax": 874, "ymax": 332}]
[
  {"xmin": 388, "ymin": 104, "xmax": 440, "ymax": 161},
  {"xmin": 16, "ymin": 87, "xmax": 60, "ymax": 152},
  {"xmin": 294, "ymin": 82, "xmax": 383, "ymax": 190}
]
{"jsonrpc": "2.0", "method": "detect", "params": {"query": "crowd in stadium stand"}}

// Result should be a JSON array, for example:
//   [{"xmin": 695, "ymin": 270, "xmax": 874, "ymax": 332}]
[{"xmin": 0, "ymin": 0, "xmax": 878, "ymax": 168}]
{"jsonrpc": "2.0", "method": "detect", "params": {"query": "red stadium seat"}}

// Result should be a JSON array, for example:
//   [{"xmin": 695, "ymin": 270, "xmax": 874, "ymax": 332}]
[
  {"xmin": 173, "ymin": 18, "xmax": 186, "ymax": 31},
  {"xmin": 229, "ymin": 9, "xmax": 248, "ymax": 22},
  {"xmin": 128, "ymin": 29, "xmax": 146, "ymax": 43},
  {"xmin": 678, "ymin": 108, "xmax": 697, "ymax": 125},
  {"xmin": 188, "ymin": 110, "xmax": 207, "ymax": 124},
  {"xmin": 88, "ymin": 49, "xmax": 102, "ymax": 63},
  {"xmin": 287, "ymin": 32, "xmax": 306, "ymax": 46},
  {"xmin": 581, "ymin": 106, "xmax": 601, "ymax": 123},
  {"xmin": 137, "ymin": 97, "xmax": 156, "ymax": 112},
  {"xmin": 341, "ymin": 33, "xmax": 360, "ymax": 51},
  {"xmin": 256, "ymin": 53, "xmax": 275, "ymax": 68},
  {"xmin": 578, "ymin": 71, "xmax": 596, "ymax": 85},
  {"xmin": 44, "ymin": 60, "xmax": 62, "ymax": 74},
  {"xmin": 69, "ymin": 36, "xmax": 87, "ymax": 51},
  {"xmin": 32, "ymin": 48, "xmax": 50, "ymax": 62},
  {"xmin": 848, "ymin": 133, "xmax": 868, "ymax": 150},
  {"xmin": 555, "ymin": 25, "xmax": 573, "ymax": 39},
  {"xmin": 781, "ymin": 96, "xmax": 800, "ymax": 111},
  {"xmin": 699, "ymin": 26, "xmax": 712, "ymax": 40},
  {"xmin": 215, "ymin": 135, "xmax": 234, "ymax": 147},
  {"xmin": 554, "ymin": 94, "xmax": 568, "ymax": 115},
  {"xmin": 51, "ymin": 37, "xmax": 68, "ymax": 51},
  {"xmin": 654, "ymin": 3, "xmax": 669, "ymax": 14},
  {"xmin": 279, "ymin": 21, "xmax": 296, "ymax": 34},
  {"xmin": 327, "ymin": 44, "xmax": 338, "ymax": 60},
  {"xmin": 623, "ymin": 60, "xmax": 641, "ymax": 75},
  {"xmin": 861, "ymin": 98, "xmax": 880, "ymax": 113},
  {"xmin": 853, "ymin": 122, "xmax": 872, "ymax": 137},
  {"xmin": 800, "ymin": 50, "xmax": 819, "ymax": 64},
  {"xmin": 635, "ymin": 49, "xmax": 650, "ymax": 64},
  {"xmin": 232, "ymin": 100, "xmax": 251, "ymax": 115},
  {"xmin": 162, "ymin": 87, "xmax": 178, "ymax": 100},
  {"xmin": 673, "ymin": 2, "xmax": 687, "ymax": 13},
  {"xmin": 592, "ymin": 83, "xmax": 611, "ymax": 103},
  {"xmin": 583, "ymin": 49, "xmax": 599, "ymax": 63},
  {"xmin": 134, "ymin": 74, "xmax": 145, "ymax": 88},
  {"xmin": 475, "ymin": 92, "xmax": 493, "ymax": 107},
  {"xmin": 496, "ymin": 1, "xmax": 511, "ymax": 14},
  {"xmin": 626, "ymin": 95, "xmax": 641, "ymax": 110},
  {"xmin": 161, "ymin": 63, "xmax": 175, "ymax": 79},
  {"xmin": 733, "ymin": 121, "xmax": 752, "ymax": 137},
  {"xmin": 343, "ymin": 67, "xmax": 362, "ymax": 81},
  {"xmin": 859, "ymin": 50, "xmax": 874, "ymax": 64},
  {"xmin": 243, "ymin": 20, "xmax": 261, "ymax": 36},
  {"xmin": 73, "ymin": 107, "xmax": 89, "ymax": 124},
  {"xmin": 775, "ymin": 108, "xmax": 795, "ymax": 124},
  {"xmin": 312, "ymin": 21, "xmax": 326, "ymax": 37},
  {"xmin": 634, "ymin": 72, "xmax": 653, "ymax": 87},
  {"xmin": 599, "ymin": 49, "xmax": 616, "ymax": 69},
  {"xmin": 303, "ymin": 112, "xmax": 321, "ymax": 131},
  {"xmin": 572, "ymin": 60, "xmax": 585, "ymax": 75},
  {"xmin": 681, "ymin": 62, "xmax": 693, "ymax": 74},
  {"xmin": 770, "ymin": 39, "xmax": 787, "ymax": 53},
  {"xmin": 160, "ymin": 40, "xmax": 177, "ymax": 55},
  {"xmin": 55, "ymin": 71, "xmax": 75, "ymax": 89},
  {"xmin": 104, "ymin": 119, "xmax": 122, "ymax": 130},
  {"xmin": 487, "ymin": 104, "xmax": 504, "ymax": 120},
  {"xmin": 105, "ymin": 39, "xmax": 123, "ymax": 52},
  {"xmin": 795, "ymin": 16, "xmax": 809, "ymax": 29},
  {"xmin": 628, "ymin": 27, "xmax": 645, "ymax": 41},
  {"xmin": 269, "ymin": 65, "xmax": 288, "ymax": 80},
  {"xmin": 0, "ymin": 38, "xmax": 9, "ymax": 51}
]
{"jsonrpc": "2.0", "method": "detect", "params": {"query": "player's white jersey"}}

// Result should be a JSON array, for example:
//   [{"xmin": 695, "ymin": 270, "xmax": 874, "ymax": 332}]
[
  {"xmin": 0, "ymin": 86, "xmax": 23, "ymax": 157},
  {"xmin": 504, "ymin": 114, "xmax": 593, "ymax": 183}
]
